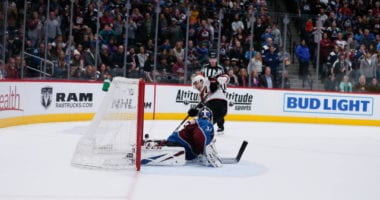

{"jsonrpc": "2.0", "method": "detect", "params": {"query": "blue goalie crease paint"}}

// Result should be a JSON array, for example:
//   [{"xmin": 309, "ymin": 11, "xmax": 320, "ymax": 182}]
[{"xmin": 283, "ymin": 93, "xmax": 373, "ymax": 116}]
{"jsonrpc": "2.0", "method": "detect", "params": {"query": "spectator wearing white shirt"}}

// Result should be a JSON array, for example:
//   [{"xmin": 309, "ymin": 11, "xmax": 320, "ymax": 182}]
[
  {"xmin": 231, "ymin": 14, "xmax": 244, "ymax": 36},
  {"xmin": 247, "ymin": 52, "xmax": 263, "ymax": 75}
]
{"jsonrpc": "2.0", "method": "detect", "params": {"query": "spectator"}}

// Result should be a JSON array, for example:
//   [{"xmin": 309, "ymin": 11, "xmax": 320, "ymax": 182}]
[
  {"xmin": 126, "ymin": 62, "xmax": 140, "ymax": 79},
  {"xmin": 361, "ymin": 29, "xmax": 375, "ymax": 49},
  {"xmin": 244, "ymin": 47, "xmax": 256, "ymax": 63},
  {"xmin": 27, "ymin": 11, "xmax": 43, "ymax": 48},
  {"xmin": 126, "ymin": 47, "xmax": 140, "ymax": 72},
  {"xmin": 247, "ymin": 52, "xmax": 263, "ymax": 75},
  {"xmin": 250, "ymin": 70, "xmax": 261, "ymax": 88},
  {"xmin": 196, "ymin": 42, "xmax": 209, "ymax": 64},
  {"xmin": 260, "ymin": 66, "xmax": 275, "ymax": 88},
  {"xmin": 377, "ymin": 51, "xmax": 380, "ymax": 79},
  {"xmin": 335, "ymin": 32, "xmax": 348, "ymax": 50},
  {"xmin": 271, "ymin": 23, "xmax": 282, "ymax": 47},
  {"xmin": 99, "ymin": 45, "xmax": 113, "ymax": 68},
  {"xmin": 81, "ymin": 65, "xmax": 97, "ymax": 80},
  {"xmin": 155, "ymin": 57, "xmax": 171, "ymax": 79},
  {"xmin": 254, "ymin": 17, "xmax": 267, "ymax": 49},
  {"xmin": 325, "ymin": 20, "xmax": 341, "ymax": 42},
  {"xmin": 332, "ymin": 53, "xmax": 352, "ymax": 84},
  {"xmin": 110, "ymin": 45, "xmax": 125, "ymax": 69},
  {"xmin": 231, "ymin": 14, "xmax": 245, "ymax": 36},
  {"xmin": 353, "ymin": 75, "xmax": 369, "ymax": 92},
  {"xmin": 367, "ymin": 77, "xmax": 380, "ymax": 93},
  {"xmin": 137, "ymin": 46, "xmax": 149, "ymax": 71},
  {"xmin": 143, "ymin": 54, "xmax": 154, "ymax": 82},
  {"xmin": 100, "ymin": 10, "xmax": 114, "ymax": 28},
  {"xmin": 70, "ymin": 50, "xmax": 84, "ymax": 79},
  {"xmin": 296, "ymin": 39, "xmax": 311, "ymax": 80},
  {"xmin": 44, "ymin": 11, "xmax": 62, "ymax": 42},
  {"xmin": 127, "ymin": 18, "xmax": 138, "ymax": 47},
  {"xmin": 264, "ymin": 45, "xmax": 280, "ymax": 86},
  {"xmin": 53, "ymin": 50, "xmax": 68, "ymax": 79},
  {"xmin": 227, "ymin": 68, "xmax": 239, "ymax": 86},
  {"xmin": 0, "ymin": 60, "xmax": 7, "ymax": 80},
  {"xmin": 359, "ymin": 51, "xmax": 377, "ymax": 84},
  {"xmin": 83, "ymin": 2, "xmax": 98, "ymax": 34},
  {"xmin": 324, "ymin": 74, "xmax": 338, "ymax": 91},
  {"xmin": 173, "ymin": 41, "xmax": 185, "ymax": 60},
  {"xmin": 320, "ymin": 32, "xmax": 334, "ymax": 80},
  {"xmin": 280, "ymin": 70, "xmax": 291, "ymax": 89},
  {"xmin": 222, "ymin": 57, "xmax": 232, "ymax": 72},
  {"xmin": 83, "ymin": 44, "xmax": 98, "ymax": 67},
  {"xmin": 5, "ymin": 57, "xmax": 19, "ymax": 79},
  {"xmin": 96, "ymin": 63, "xmax": 110, "ymax": 81},
  {"xmin": 197, "ymin": 19, "xmax": 212, "ymax": 45},
  {"xmin": 171, "ymin": 56, "xmax": 185, "ymax": 81},
  {"xmin": 169, "ymin": 12, "xmax": 186, "ymax": 46},
  {"xmin": 339, "ymin": 75, "xmax": 353, "ymax": 92},
  {"xmin": 237, "ymin": 68, "xmax": 249, "ymax": 87},
  {"xmin": 99, "ymin": 23, "xmax": 116, "ymax": 45},
  {"xmin": 277, "ymin": 46, "xmax": 291, "ymax": 71}
]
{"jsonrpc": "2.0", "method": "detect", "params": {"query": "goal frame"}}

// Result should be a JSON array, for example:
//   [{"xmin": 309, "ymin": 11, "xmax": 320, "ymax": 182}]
[
  {"xmin": 71, "ymin": 77, "xmax": 145, "ymax": 171},
  {"xmin": 135, "ymin": 78, "xmax": 144, "ymax": 171}
]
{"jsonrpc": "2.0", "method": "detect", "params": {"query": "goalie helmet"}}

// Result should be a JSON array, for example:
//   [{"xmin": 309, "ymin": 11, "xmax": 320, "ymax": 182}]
[{"xmin": 198, "ymin": 106, "xmax": 213, "ymax": 122}]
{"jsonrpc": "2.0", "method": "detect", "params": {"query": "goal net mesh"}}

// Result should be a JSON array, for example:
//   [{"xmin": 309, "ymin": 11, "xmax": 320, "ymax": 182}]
[{"xmin": 71, "ymin": 77, "xmax": 144, "ymax": 170}]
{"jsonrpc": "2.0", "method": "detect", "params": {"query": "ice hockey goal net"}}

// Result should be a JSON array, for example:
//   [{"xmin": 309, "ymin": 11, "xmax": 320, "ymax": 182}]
[{"xmin": 71, "ymin": 77, "xmax": 145, "ymax": 171}]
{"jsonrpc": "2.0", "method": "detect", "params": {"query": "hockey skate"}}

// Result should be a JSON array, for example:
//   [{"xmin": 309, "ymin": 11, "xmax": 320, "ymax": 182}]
[{"xmin": 216, "ymin": 127, "xmax": 224, "ymax": 135}]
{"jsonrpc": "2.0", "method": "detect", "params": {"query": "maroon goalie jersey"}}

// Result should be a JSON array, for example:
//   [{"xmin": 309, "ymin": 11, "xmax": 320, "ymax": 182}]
[{"xmin": 167, "ymin": 119, "xmax": 214, "ymax": 160}]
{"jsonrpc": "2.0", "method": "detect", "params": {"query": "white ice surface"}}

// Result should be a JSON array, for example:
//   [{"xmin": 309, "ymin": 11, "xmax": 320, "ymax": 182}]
[{"xmin": 0, "ymin": 121, "xmax": 380, "ymax": 200}]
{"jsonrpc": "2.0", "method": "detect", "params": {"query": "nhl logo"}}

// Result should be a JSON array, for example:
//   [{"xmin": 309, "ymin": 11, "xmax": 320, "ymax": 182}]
[
  {"xmin": 128, "ymin": 88, "xmax": 134, "ymax": 96},
  {"xmin": 41, "ymin": 87, "xmax": 53, "ymax": 109}
]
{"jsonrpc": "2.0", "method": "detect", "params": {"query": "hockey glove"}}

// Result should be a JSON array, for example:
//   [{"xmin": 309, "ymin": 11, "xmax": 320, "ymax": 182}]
[
  {"xmin": 210, "ymin": 81, "xmax": 218, "ymax": 93},
  {"xmin": 196, "ymin": 102, "xmax": 205, "ymax": 109},
  {"xmin": 188, "ymin": 108, "xmax": 199, "ymax": 117}
]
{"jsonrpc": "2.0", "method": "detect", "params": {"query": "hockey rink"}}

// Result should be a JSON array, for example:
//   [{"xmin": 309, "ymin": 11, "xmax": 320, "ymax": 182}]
[{"xmin": 0, "ymin": 120, "xmax": 379, "ymax": 200}]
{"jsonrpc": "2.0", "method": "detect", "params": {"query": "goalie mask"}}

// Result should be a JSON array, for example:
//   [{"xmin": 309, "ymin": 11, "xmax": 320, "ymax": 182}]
[{"xmin": 198, "ymin": 106, "xmax": 213, "ymax": 122}]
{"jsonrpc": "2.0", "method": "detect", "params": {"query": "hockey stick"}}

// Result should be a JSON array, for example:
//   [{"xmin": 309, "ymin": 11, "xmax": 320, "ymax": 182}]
[
  {"xmin": 173, "ymin": 99, "xmax": 206, "ymax": 132},
  {"xmin": 221, "ymin": 140, "xmax": 248, "ymax": 164},
  {"xmin": 173, "ymin": 115, "xmax": 190, "ymax": 132}
]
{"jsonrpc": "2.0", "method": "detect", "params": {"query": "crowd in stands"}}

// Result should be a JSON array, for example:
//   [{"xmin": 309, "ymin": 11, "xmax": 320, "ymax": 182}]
[
  {"xmin": 0, "ymin": 0, "xmax": 379, "ymax": 93},
  {"xmin": 0, "ymin": 0, "xmax": 290, "ymax": 88},
  {"xmin": 296, "ymin": 0, "xmax": 380, "ymax": 93}
]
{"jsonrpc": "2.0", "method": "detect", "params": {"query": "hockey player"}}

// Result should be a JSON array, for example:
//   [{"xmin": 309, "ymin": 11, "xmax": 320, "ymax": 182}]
[
  {"xmin": 188, "ymin": 73, "xmax": 229, "ymax": 134},
  {"xmin": 143, "ymin": 106, "xmax": 222, "ymax": 167},
  {"xmin": 193, "ymin": 51, "xmax": 229, "ymax": 134}
]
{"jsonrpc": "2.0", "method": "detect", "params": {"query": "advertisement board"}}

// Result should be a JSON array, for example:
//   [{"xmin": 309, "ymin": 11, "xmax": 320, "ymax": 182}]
[{"xmin": 1, "ymin": 80, "xmax": 379, "ymax": 128}]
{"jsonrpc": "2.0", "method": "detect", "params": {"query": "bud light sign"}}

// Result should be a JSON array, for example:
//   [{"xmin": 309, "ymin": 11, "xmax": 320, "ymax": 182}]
[{"xmin": 283, "ymin": 93, "xmax": 373, "ymax": 116}]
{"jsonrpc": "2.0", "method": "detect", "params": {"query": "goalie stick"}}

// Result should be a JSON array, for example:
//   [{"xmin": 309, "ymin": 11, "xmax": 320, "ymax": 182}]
[{"xmin": 220, "ymin": 140, "xmax": 248, "ymax": 164}]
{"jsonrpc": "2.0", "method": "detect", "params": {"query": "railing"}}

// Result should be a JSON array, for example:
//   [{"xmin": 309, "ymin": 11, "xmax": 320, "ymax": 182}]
[{"xmin": 23, "ymin": 52, "xmax": 55, "ymax": 78}]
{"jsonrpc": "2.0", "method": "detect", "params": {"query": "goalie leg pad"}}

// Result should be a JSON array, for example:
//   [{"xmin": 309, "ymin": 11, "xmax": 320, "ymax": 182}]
[
  {"xmin": 141, "ymin": 146, "xmax": 186, "ymax": 166},
  {"xmin": 198, "ymin": 143, "xmax": 223, "ymax": 167}
]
